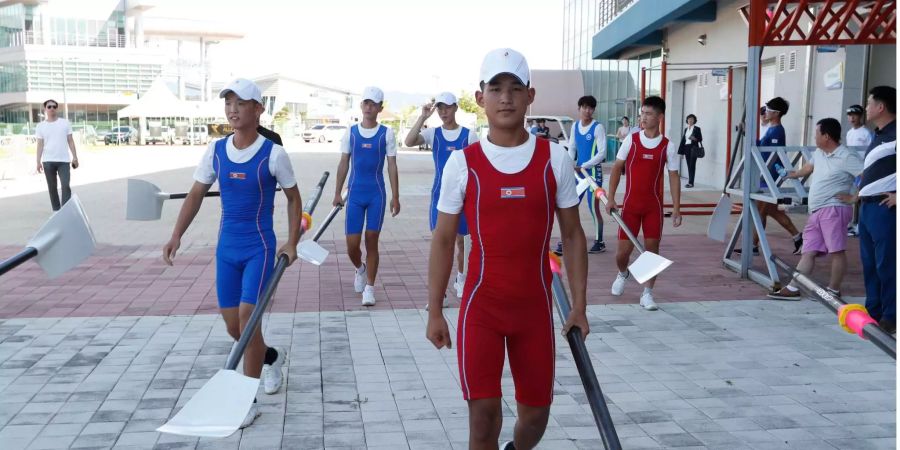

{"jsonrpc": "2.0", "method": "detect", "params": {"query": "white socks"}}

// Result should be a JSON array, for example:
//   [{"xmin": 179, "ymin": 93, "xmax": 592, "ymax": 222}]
[
  {"xmin": 356, "ymin": 263, "xmax": 366, "ymax": 274},
  {"xmin": 643, "ymin": 287, "xmax": 652, "ymax": 295}
]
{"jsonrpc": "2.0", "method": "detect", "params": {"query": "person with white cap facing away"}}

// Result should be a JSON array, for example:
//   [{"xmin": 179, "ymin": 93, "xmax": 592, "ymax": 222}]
[
  {"xmin": 161, "ymin": 78, "xmax": 301, "ymax": 428},
  {"xmin": 332, "ymin": 86, "xmax": 401, "ymax": 306},
  {"xmin": 426, "ymin": 48, "xmax": 589, "ymax": 450},
  {"xmin": 405, "ymin": 91, "xmax": 479, "ymax": 307}
]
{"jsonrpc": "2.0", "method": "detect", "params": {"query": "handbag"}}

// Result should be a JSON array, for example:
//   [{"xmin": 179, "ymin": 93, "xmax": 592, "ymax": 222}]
[{"xmin": 695, "ymin": 141, "xmax": 705, "ymax": 158}]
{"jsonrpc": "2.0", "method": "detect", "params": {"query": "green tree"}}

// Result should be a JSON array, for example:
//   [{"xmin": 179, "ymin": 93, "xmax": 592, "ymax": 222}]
[{"xmin": 457, "ymin": 91, "xmax": 486, "ymax": 126}]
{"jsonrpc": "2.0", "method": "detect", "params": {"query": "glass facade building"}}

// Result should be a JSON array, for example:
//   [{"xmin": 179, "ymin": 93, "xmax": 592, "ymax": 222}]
[
  {"xmin": 562, "ymin": 0, "xmax": 661, "ymax": 136},
  {"xmin": 0, "ymin": 1, "xmax": 163, "ymax": 133}
]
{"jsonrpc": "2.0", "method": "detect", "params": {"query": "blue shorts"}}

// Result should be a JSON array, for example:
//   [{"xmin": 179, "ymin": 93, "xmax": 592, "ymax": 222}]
[
  {"xmin": 216, "ymin": 232, "xmax": 276, "ymax": 309},
  {"xmin": 346, "ymin": 189, "xmax": 386, "ymax": 234},
  {"xmin": 430, "ymin": 196, "xmax": 469, "ymax": 235}
]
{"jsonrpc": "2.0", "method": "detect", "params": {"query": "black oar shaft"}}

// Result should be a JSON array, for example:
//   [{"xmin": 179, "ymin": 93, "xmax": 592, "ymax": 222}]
[
  {"xmin": 551, "ymin": 275, "xmax": 622, "ymax": 450},
  {"xmin": 0, "ymin": 247, "xmax": 38, "ymax": 277},
  {"xmin": 305, "ymin": 172, "xmax": 330, "ymax": 214}
]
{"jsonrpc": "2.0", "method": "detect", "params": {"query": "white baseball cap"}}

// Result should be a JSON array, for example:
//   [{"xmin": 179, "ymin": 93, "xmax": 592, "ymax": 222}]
[
  {"xmin": 434, "ymin": 92, "xmax": 457, "ymax": 106},
  {"xmin": 362, "ymin": 86, "xmax": 384, "ymax": 103},
  {"xmin": 479, "ymin": 48, "xmax": 530, "ymax": 86},
  {"xmin": 219, "ymin": 78, "xmax": 263, "ymax": 103}
]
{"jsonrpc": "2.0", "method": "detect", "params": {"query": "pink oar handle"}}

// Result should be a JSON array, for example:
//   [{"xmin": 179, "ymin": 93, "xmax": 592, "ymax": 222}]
[
  {"xmin": 838, "ymin": 304, "xmax": 878, "ymax": 338},
  {"xmin": 548, "ymin": 252, "xmax": 562, "ymax": 274}
]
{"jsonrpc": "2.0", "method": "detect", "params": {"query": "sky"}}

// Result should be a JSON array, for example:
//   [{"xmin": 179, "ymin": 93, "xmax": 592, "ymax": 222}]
[{"xmin": 145, "ymin": 0, "xmax": 564, "ymax": 97}]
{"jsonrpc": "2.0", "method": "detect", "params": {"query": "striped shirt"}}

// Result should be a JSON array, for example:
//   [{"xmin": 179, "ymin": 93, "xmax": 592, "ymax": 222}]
[{"xmin": 858, "ymin": 140, "xmax": 896, "ymax": 197}]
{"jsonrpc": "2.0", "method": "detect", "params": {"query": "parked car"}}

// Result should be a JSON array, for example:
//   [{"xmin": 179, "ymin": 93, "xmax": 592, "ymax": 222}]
[
  {"xmin": 146, "ymin": 123, "xmax": 176, "ymax": 145},
  {"xmin": 104, "ymin": 126, "xmax": 137, "ymax": 145},
  {"xmin": 302, "ymin": 124, "xmax": 346, "ymax": 143},
  {"xmin": 182, "ymin": 125, "xmax": 209, "ymax": 145}
]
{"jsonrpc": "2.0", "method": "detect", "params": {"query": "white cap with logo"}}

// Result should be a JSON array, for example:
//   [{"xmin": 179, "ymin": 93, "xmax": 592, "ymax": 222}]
[
  {"xmin": 479, "ymin": 48, "xmax": 530, "ymax": 86},
  {"xmin": 219, "ymin": 78, "xmax": 263, "ymax": 103},
  {"xmin": 434, "ymin": 92, "xmax": 457, "ymax": 106},
  {"xmin": 362, "ymin": 86, "xmax": 384, "ymax": 104}
]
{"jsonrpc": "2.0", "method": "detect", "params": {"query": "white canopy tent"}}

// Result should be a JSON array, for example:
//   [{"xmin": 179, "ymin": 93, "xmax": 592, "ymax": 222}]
[{"xmin": 117, "ymin": 78, "xmax": 193, "ymax": 118}]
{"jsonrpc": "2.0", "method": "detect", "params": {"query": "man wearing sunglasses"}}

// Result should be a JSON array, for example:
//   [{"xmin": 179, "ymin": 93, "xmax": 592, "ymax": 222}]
[{"xmin": 35, "ymin": 99, "xmax": 79, "ymax": 211}]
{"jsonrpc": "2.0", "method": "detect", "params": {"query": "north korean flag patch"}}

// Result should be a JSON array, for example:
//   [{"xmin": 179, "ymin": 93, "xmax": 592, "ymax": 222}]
[
  {"xmin": 500, "ymin": 187, "xmax": 525, "ymax": 199},
  {"xmin": 229, "ymin": 172, "xmax": 246, "ymax": 180},
  {"xmin": 362, "ymin": 143, "xmax": 373, "ymax": 149}
]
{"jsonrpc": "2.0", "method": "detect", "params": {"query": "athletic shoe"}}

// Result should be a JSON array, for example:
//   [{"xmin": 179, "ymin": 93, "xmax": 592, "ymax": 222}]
[
  {"xmin": 589, "ymin": 241, "xmax": 606, "ymax": 254},
  {"xmin": 611, "ymin": 271, "xmax": 628, "ymax": 296},
  {"xmin": 825, "ymin": 287, "xmax": 841, "ymax": 299},
  {"xmin": 354, "ymin": 264, "xmax": 367, "ymax": 293},
  {"xmin": 792, "ymin": 237, "xmax": 803, "ymax": 255},
  {"xmin": 240, "ymin": 403, "xmax": 261, "ymax": 429},
  {"xmin": 262, "ymin": 347, "xmax": 286, "ymax": 395},
  {"xmin": 768, "ymin": 286, "xmax": 801, "ymax": 301},
  {"xmin": 362, "ymin": 285, "xmax": 376, "ymax": 306},
  {"xmin": 501, "ymin": 441, "xmax": 516, "ymax": 450},
  {"xmin": 553, "ymin": 241, "xmax": 563, "ymax": 256},
  {"xmin": 734, "ymin": 246, "xmax": 760, "ymax": 256},
  {"xmin": 847, "ymin": 225, "xmax": 859, "ymax": 237},
  {"xmin": 685, "ymin": 184, "xmax": 694, "ymax": 188},
  {"xmin": 425, "ymin": 295, "xmax": 449, "ymax": 311},
  {"xmin": 640, "ymin": 291, "xmax": 658, "ymax": 311}
]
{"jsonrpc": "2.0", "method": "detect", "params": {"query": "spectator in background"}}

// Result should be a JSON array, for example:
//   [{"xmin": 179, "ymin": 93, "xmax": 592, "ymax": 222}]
[
  {"xmin": 852, "ymin": 86, "xmax": 896, "ymax": 334},
  {"xmin": 35, "ymin": 99, "xmax": 79, "ymax": 211},
  {"xmin": 678, "ymin": 114, "xmax": 703, "ymax": 188},
  {"xmin": 530, "ymin": 118, "xmax": 550, "ymax": 138},
  {"xmin": 768, "ymin": 118, "xmax": 863, "ymax": 300},
  {"xmin": 845, "ymin": 104, "xmax": 871, "ymax": 237},
  {"xmin": 616, "ymin": 116, "xmax": 633, "ymax": 141}
]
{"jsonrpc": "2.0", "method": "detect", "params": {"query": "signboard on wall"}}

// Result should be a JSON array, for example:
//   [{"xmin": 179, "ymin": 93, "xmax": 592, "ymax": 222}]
[{"xmin": 823, "ymin": 62, "xmax": 844, "ymax": 90}]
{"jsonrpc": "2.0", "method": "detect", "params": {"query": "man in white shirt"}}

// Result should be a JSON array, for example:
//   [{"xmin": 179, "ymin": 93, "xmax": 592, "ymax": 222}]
[
  {"xmin": 405, "ymin": 92, "xmax": 479, "ymax": 304},
  {"xmin": 846, "ymin": 104, "xmax": 873, "ymax": 147},
  {"xmin": 35, "ymin": 99, "xmax": 79, "ymax": 211},
  {"xmin": 769, "ymin": 118, "xmax": 864, "ymax": 300}
]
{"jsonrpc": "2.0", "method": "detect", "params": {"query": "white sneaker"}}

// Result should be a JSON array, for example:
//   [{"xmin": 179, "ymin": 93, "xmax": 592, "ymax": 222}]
[
  {"xmin": 362, "ymin": 285, "xmax": 376, "ymax": 306},
  {"xmin": 354, "ymin": 264, "xmax": 367, "ymax": 293},
  {"xmin": 611, "ymin": 271, "xmax": 629, "ymax": 296},
  {"xmin": 262, "ymin": 347, "xmax": 286, "ymax": 394},
  {"xmin": 500, "ymin": 441, "xmax": 514, "ymax": 450},
  {"xmin": 640, "ymin": 291, "xmax": 658, "ymax": 311},
  {"xmin": 240, "ymin": 403, "xmax": 261, "ymax": 429}
]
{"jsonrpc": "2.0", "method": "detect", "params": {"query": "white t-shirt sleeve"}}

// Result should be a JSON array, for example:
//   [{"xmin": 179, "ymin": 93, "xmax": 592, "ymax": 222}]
[
  {"xmin": 385, "ymin": 127, "xmax": 397, "ymax": 157},
  {"xmin": 568, "ymin": 123, "xmax": 578, "ymax": 160},
  {"xmin": 192, "ymin": 142, "xmax": 218, "ymax": 185},
  {"xmin": 64, "ymin": 120, "xmax": 72, "ymax": 135},
  {"xmin": 616, "ymin": 135, "xmax": 633, "ymax": 161},
  {"xmin": 436, "ymin": 151, "xmax": 467, "ymax": 214},
  {"xmin": 467, "ymin": 128, "xmax": 479, "ymax": 146},
  {"xmin": 420, "ymin": 127, "xmax": 435, "ymax": 148},
  {"xmin": 666, "ymin": 139, "xmax": 679, "ymax": 171},
  {"xmin": 339, "ymin": 128, "xmax": 352, "ymax": 154},
  {"xmin": 551, "ymin": 144, "xmax": 580, "ymax": 209},
  {"xmin": 846, "ymin": 149, "xmax": 865, "ymax": 177},
  {"xmin": 594, "ymin": 123, "xmax": 606, "ymax": 157},
  {"xmin": 269, "ymin": 145, "xmax": 297, "ymax": 188},
  {"xmin": 35, "ymin": 123, "xmax": 44, "ymax": 140}
]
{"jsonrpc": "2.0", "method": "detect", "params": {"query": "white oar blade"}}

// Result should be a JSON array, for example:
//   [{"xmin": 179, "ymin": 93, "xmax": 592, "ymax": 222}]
[
  {"xmin": 298, "ymin": 240, "xmax": 329, "ymax": 265},
  {"xmin": 706, "ymin": 194, "xmax": 732, "ymax": 242},
  {"xmin": 628, "ymin": 251, "xmax": 673, "ymax": 284},
  {"xmin": 575, "ymin": 176, "xmax": 591, "ymax": 197},
  {"xmin": 157, "ymin": 370, "xmax": 259, "ymax": 438},
  {"xmin": 126, "ymin": 179, "xmax": 166, "ymax": 221},
  {"xmin": 26, "ymin": 194, "xmax": 95, "ymax": 279}
]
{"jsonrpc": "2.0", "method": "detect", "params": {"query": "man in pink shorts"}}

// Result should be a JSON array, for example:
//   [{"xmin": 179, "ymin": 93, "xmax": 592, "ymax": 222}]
[{"xmin": 769, "ymin": 118, "xmax": 864, "ymax": 299}]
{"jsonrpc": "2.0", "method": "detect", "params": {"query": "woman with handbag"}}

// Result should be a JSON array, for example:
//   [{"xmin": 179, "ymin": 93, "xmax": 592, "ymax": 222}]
[{"xmin": 678, "ymin": 114, "xmax": 703, "ymax": 188}]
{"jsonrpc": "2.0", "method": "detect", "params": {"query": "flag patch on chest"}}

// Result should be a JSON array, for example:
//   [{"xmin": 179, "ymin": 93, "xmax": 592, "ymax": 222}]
[
  {"xmin": 642, "ymin": 153, "xmax": 654, "ymax": 160},
  {"xmin": 229, "ymin": 172, "xmax": 246, "ymax": 180},
  {"xmin": 500, "ymin": 187, "xmax": 525, "ymax": 199},
  {"xmin": 361, "ymin": 143, "xmax": 373, "ymax": 149},
  {"xmin": 446, "ymin": 146, "xmax": 457, "ymax": 151}
]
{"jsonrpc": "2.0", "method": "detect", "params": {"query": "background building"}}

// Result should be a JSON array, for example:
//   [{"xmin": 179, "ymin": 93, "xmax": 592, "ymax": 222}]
[{"xmin": 565, "ymin": 0, "xmax": 896, "ymax": 187}]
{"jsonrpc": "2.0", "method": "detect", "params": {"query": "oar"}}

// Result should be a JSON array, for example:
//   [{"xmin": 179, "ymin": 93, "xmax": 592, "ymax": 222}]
[
  {"xmin": 0, "ymin": 194, "xmax": 95, "ymax": 279},
  {"xmin": 548, "ymin": 252, "xmax": 622, "ymax": 450},
  {"xmin": 771, "ymin": 256, "xmax": 895, "ymax": 359},
  {"xmin": 296, "ymin": 190, "xmax": 348, "ymax": 266},
  {"xmin": 707, "ymin": 111, "xmax": 745, "ymax": 242},
  {"xmin": 126, "ymin": 179, "xmax": 284, "ymax": 221},
  {"xmin": 157, "ymin": 172, "xmax": 329, "ymax": 438},
  {"xmin": 579, "ymin": 168, "xmax": 673, "ymax": 284}
]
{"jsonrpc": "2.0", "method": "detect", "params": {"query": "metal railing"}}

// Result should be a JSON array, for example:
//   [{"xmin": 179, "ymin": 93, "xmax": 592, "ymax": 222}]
[{"xmin": 3, "ymin": 31, "xmax": 129, "ymax": 48}]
